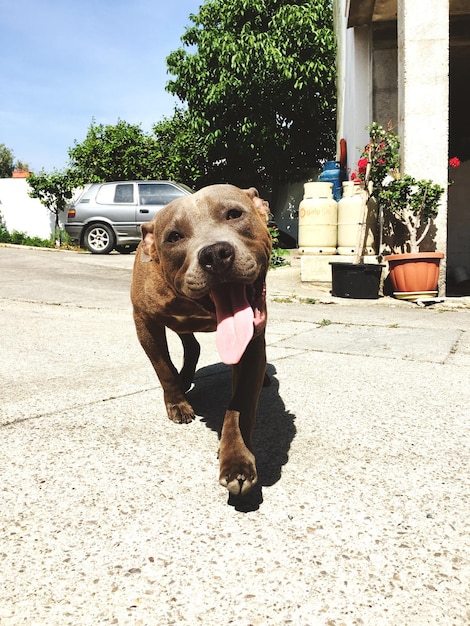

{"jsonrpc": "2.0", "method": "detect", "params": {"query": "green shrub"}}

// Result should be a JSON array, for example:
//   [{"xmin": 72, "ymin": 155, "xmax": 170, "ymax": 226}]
[
  {"xmin": 0, "ymin": 226, "xmax": 75, "ymax": 249},
  {"xmin": 0, "ymin": 229, "xmax": 10, "ymax": 243},
  {"xmin": 269, "ymin": 225, "xmax": 290, "ymax": 268}
]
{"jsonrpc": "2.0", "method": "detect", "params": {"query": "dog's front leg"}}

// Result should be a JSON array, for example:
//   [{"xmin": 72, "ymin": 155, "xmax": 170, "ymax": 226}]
[
  {"xmin": 134, "ymin": 316, "xmax": 196, "ymax": 424},
  {"xmin": 218, "ymin": 331, "xmax": 266, "ymax": 495},
  {"xmin": 178, "ymin": 333, "xmax": 201, "ymax": 392}
]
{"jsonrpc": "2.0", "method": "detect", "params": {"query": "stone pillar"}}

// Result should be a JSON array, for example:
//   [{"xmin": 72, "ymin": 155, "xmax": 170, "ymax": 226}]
[{"xmin": 397, "ymin": 0, "xmax": 449, "ymax": 293}]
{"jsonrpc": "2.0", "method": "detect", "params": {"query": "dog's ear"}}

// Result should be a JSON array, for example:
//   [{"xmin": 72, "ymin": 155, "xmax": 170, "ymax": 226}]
[
  {"xmin": 140, "ymin": 222, "xmax": 157, "ymax": 263},
  {"xmin": 243, "ymin": 187, "xmax": 270, "ymax": 224}
]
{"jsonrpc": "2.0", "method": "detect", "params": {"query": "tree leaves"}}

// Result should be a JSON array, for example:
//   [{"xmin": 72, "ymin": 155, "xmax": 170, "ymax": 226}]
[
  {"xmin": 0, "ymin": 144, "xmax": 15, "ymax": 178},
  {"xmin": 25, "ymin": 0, "xmax": 336, "ymax": 212},
  {"xmin": 27, "ymin": 169, "xmax": 74, "ymax": 235},
  {"xmin": 166, "ymin": 0, "xmax": 336, "ymax": 194},
  {"xmin": 61, "ymin": 114, "xmax": 207, "ymax": 189},
  {"xmin": 67, "ymin": 119, "xmax": 158, "ymax": 184}
]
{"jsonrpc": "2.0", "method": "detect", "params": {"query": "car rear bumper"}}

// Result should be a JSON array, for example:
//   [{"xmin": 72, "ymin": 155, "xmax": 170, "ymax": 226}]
[{"xmin": 64, "ymin": 224, "xmax": 83, "ymax": 243}]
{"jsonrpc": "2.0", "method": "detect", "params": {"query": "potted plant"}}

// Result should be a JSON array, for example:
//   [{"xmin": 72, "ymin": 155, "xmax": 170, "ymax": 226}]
[
  {"xmin": 351, "ymin": 123, "xmax": 460, "ymax": 298},
  {"xmin": 379, "ymin": 174, "xmax": 446, "ymax": 297},
  {"xmin": 329, "ymin": 124, "xmax": 397, "ymax": 299}
]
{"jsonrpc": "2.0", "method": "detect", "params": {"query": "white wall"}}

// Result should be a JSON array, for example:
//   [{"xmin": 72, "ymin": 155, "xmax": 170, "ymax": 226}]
[
  {"xmin": 334, "ymin": 1, "xmax": 372, "ymax": 173},
  {"xmin": 0, "ymin": 178, "xmax": 56, "ymax": 238},
  {"xmin": 0, "ymin": 178, "xmax": 82, "ymax": 239},
  {"xmin": 398, "ymin": 0, "xmax": 450, "ymax": 268}
]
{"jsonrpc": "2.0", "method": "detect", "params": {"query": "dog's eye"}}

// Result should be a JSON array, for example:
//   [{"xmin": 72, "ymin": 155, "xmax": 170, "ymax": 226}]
[
  {"xmin": 166, "ymin": 231, "xmax": 183, "ymax": 243},
  {"xmin": 226, "ymin": 208, "xmax": 243, "ymax": 220}
]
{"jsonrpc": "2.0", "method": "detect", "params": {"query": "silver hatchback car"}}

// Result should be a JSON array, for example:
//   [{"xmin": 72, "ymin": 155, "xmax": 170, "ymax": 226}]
[{"xmin": 65, "ymin": 180, "xmax": 193, "ymax": 254}]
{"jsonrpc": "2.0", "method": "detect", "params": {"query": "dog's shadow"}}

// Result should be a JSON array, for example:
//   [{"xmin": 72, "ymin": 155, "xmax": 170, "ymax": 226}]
[{"xmin": 187, "ymin": 362, "xmax": 296, "ymax": 511}]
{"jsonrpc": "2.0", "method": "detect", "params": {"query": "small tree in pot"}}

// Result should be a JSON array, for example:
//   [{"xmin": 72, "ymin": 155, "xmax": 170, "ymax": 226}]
[
  {"xmin": 351, "ymin": 123, "xmax": 460, "ymax": 296},
  {"xmin": 379, "ymin": 175, "xmax": 445, "ymax": 254},
  {"xmin": 352, "ymin": 123, "xmax": 461, "ymax": 253}
]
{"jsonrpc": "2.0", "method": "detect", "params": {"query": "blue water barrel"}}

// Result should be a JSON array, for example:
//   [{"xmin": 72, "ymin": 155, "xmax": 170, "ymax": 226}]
[{"xmin": 318, "ymin": 161, "xmax": 345, "ymax": 202}]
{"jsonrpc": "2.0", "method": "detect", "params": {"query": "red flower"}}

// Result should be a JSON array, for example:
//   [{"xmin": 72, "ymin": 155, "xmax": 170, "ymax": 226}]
[
  {"xmin": 449, "ymin": 157, "xmax": 461, "ymax": 169},
  {"xmin": 357, "ymin": 157, "xmax": 368, "ymax": 174},
  {"xmin": 350, "ymin": 171, "xmax": 357, "ymax": 180}
]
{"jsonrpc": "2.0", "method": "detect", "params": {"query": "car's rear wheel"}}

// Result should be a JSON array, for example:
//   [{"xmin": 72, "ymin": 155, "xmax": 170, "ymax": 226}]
[{"xmin": 83, "ymin": 223, "xmax": 115, "ymax": 254}]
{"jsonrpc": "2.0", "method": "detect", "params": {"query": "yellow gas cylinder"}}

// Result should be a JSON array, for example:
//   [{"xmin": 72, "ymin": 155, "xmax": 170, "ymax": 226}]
[
  {"xmin": 337, "ymin": 181, "xmax": 377, "ymax": 255},
  {"xmin": 298, "ymin": 181, "xmax": 337, "ymax": 254}
]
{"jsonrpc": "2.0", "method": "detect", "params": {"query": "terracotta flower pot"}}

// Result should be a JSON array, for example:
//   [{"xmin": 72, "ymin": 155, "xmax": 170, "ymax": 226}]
[{"xmin": 385, "ymin": 252, "xmax": 444, "ymax": 294}]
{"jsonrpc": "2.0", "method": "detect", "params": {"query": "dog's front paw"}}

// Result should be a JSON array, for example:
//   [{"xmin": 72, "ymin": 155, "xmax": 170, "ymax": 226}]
[
  {"xmin": 219, "ymin": 448, "xmax": 258, "ymax": 496},
  {"xmin": 166, "ymin": 400, "xmax": 195, "ymax": 424}
]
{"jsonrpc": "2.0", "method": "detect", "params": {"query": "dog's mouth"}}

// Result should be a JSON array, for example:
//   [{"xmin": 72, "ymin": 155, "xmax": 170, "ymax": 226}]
[{"xmin": 207, "ymin": 274, "xmax": 266, "ymax": 365}]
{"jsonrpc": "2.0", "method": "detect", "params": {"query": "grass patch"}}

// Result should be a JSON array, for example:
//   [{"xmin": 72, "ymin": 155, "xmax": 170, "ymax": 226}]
[
  {"xmin": 272, "ymin": 295, "xmax": 319, "ymax": 305},
  {"xmin": 273, "ymin": 296, "xmax": 295, "ymax": 304}
]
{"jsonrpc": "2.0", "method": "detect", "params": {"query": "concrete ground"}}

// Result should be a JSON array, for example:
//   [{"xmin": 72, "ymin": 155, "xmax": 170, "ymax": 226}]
[{"xmin": 1, "ymin": 245, "xmax": 469, "ymax": 625}]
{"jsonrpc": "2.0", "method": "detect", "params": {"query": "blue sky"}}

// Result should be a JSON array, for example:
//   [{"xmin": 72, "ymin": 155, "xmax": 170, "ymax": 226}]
[{"xmin": 1, "ymin": 0, "xmax": 202, "ymax": 172}]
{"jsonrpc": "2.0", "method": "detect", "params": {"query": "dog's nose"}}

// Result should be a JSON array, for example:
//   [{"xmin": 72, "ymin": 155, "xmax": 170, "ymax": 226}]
[{"xmin": 198, "ymin": 242, "xmax": 235, "ymax": 274}]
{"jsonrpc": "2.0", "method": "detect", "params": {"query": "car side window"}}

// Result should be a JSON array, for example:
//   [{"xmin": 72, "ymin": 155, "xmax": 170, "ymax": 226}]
[
  {"xmin": 95, "ymin": 183, "xmax": 135, "ymax": 204},
  {"xmin": 114, "ymin": 184, "xmax": 134, "ymax": 203},
  {"xmin": 138, "ymin": 183, "xmax": 185, "ymax": 206}
]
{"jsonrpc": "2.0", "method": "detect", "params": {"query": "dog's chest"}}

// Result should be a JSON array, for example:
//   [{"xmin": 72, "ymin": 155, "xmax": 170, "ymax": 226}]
[{"xmin": 160, "ymin": 297, "xmax": 217, "ymax": 334}]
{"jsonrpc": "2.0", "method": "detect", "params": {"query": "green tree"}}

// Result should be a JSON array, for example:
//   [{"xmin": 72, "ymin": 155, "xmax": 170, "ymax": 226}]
[
  {"xmin": 27, "ymin": 170, "xmax": 74, "ymax": 245},
  {"xmin": 166, "ymin": 0, "xmax": 336, "ymax": 199},
  {"xmin": 14, "ymin": 160, "xmax": 30, "ymax": 172},
  {"xmin": 67, "ymin": 115, "xmax": 205, "ymax": 189},
  {"xmin": 0, "ymin": 144, "xmax": 14, "ymax": 178},
  {"xmin": 67, "ymin": 119, "xmax": 160, "ymax": 185},
  {"xmin": 152, "ymin": 107, "xmax": 209, "ymax": 186}
]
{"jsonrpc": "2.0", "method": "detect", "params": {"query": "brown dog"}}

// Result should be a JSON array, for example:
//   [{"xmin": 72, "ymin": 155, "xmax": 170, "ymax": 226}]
[{"xmin": 131, "ymin": 184, "xmax": 272, "ymax": 496}]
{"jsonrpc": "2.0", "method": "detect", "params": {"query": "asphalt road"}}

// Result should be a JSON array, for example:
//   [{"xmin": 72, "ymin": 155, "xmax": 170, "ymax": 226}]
[{"xmin": 1, "ymin": 245, "xmax": 469, "ymax": 625}]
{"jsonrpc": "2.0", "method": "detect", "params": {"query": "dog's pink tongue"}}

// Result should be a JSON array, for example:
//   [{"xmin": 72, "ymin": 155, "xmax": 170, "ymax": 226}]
[{"xmin": 210, "ymin": 284, "xmax": 254, "ymax": 365}]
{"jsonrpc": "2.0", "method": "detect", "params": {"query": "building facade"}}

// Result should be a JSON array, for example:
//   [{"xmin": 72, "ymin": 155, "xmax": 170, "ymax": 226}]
[{"xmin": 334, "ymin": 0, "xmax": 470, "ymax": 293}]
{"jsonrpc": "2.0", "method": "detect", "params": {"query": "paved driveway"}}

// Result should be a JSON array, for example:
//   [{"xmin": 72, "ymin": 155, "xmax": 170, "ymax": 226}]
[{"xmin": 1, "ymin": 246, "xmax": 469, "ymax": 625}]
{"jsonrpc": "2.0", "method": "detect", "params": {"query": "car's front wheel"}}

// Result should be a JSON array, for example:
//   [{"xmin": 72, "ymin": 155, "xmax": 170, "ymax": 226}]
[{"xmin": 83, "ymin": 223, "xmax": 115, "ymax": 254}]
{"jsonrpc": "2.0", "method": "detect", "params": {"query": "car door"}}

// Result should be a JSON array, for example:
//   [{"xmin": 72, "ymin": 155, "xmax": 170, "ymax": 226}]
[
  {"xmin": 94, "ymin": 182, "xmax": 137, "ymax": 237},
  {"xmin": 136, "ymin": 183, "xmax": 189, "ymax": 231}
]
